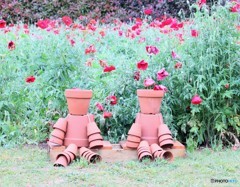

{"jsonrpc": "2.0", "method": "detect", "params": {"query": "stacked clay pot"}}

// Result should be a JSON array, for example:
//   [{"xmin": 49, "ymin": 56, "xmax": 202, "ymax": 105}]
[
  {"xmin": 137, "ymin": 141, "xmax": 153, "ymax": 161},
  {"xmin": 126, "ymin": 123, "xmax": 141, "ymax": 148},
  {"xmin": 87, "ymin": 122, "xmax": 103, "ymax": 149},
  {"xmin": 49, "ymin": 118, "xmax": 67, "ymax": 146},
  {"xmin": 79, "ymin": 147, "xmax": 102, "ymax": 163},
  {"xmin": 150, "ymin": 143, "xmax": 174, "ymax": 161},
  {"xmin": 54, "ymin": 144, "xmax": 78, "ymax": 167},
  {"xmin": 158, "ymin": 124, "xmax": 174, "ymax": 149}
]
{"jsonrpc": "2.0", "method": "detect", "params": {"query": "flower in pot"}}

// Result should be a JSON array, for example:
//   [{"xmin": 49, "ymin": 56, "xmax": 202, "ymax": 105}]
[{"xmin": 136, "ymin": 59, "xmax": 169, "ymax": 114}]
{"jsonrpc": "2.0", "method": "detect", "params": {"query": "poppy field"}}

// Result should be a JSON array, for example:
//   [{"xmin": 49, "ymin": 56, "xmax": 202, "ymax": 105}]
[{"xmin": 0, "ymin": 1, "xmax": 239, "ymax": 149}]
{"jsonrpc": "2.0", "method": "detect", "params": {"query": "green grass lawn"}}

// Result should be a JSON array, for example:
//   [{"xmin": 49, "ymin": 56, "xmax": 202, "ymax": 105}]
[{"xmin": 0, "ymin": 145, "xmax": 239, "ymax": 187}]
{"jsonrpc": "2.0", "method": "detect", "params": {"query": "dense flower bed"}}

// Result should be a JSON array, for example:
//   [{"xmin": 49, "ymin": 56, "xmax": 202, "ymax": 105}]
[{"xmin": 0, "ymin": 1, "xmax": 239, "ymax": 149}]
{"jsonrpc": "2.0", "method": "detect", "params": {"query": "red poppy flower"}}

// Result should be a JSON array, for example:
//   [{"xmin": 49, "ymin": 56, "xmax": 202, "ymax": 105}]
[
  {"xmin": 103, "ymin": 111, "xmax": 112, "ymax": 118},
  {"xmin": 174, "ymin": 62, "xmax": 182, "ymax": 69},
  {"xmin": 0, "ymin": 20, "xmax": 6, "ymax": 29},
  {"xmin": 37, "ymin": 19, "xmax": 50, "ymax": 29},
  {"xmin": 96, "ymin": 102, "xmax": 104, "ymax": 111},
  {"xmin": 62, "ymin": 16, "xmax": 73, "ymax": 26},
  {"xmin": 144, "ymin": 8, "xmax": 153, "ymax": 15},
  {"xmin": 191, "ymin": 30, "xmax": 199, "ymax": 37},
  {"xmin": 137, "ymin": 60, "xmax": 148, "ymax": 70},
  {"xmin": 8, "ymin": 41, "xmax": 15, "ymax": 50},
  {"xmin": 146, "ymin": 46, "xmax": 159, "ymax": 55},
  {"xmin": 198, "ymin": 0, "xmax": 206, "ymax": 8},
  {"xmin": 153, "ymin": 85, "xmax": 168, "ymax": 92},
  {"xmin": 144, "ymin": 78, "xmax": 155, "ymax": 87},
  {"xmin": 107, "ymin": 95, "xmax": 118, "ymax": 105},
  {"xmin": 26, "ymin": 76, "xmax": 36, "ymax": 83},
  {"xmin": 191, "ymin": 95, "xmax": 202, "ymax": 105},
  {"xmin": 157, "ymin": 68, "xmax": 169, "ymax": 80},
  {"xmin": 134, "ymin": 71, "xmax": 140, "ymax": 81},
  {"xmin": 103, "ymin": 65, "xmax": 116, "ymax": 73},
  {"xmin": 85, "ymin": 45, "xmax": 96, "ymax": 54}
]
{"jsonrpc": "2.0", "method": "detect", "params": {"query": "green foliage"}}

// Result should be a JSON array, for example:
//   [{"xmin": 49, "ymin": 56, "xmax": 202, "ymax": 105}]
[{"xmin": 0, "ymin": 2, "xmax": 239, "ymax": 148}]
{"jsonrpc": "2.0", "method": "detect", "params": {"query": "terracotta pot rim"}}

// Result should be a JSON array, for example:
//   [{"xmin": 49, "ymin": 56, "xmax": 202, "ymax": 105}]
[
  {"xmin": 158, "ymin": 133, "xmax": 172, "ymax": 138},
  {"xmin": 87, "ymin": 131, "xmax": 101, "ymax": 137},
  {"xmin": 138, "ymin": 150, "xmax": 151, "ymax": 158},
  {"xmin": 159, "ymin": 138, "xmax": 174, "ymax": 144},
  {"xmin": 139, "ymin": 153, "xmax": 153, "ymax": 161},
  {"xmin": 89, "ymin": 140, "xmax": 103, "ymax": 149},
  {"xmin": 63, "ymin": 150, "xmax": 76, "ymax": 162},
  {"xmin": 56, "ymin": 152, "xmax": 71, "ymax": 164},
  {"xmin": 160, "ymin": 138, "xmax": 174, "ymax": 144},
  {"xmin": 54, "ymin": 156, "xmax": 68, "ymax": 167},
  {"xmin": 161, "ymin": 150, "xmax": 174, "ymax": 161},
  {"xmin": 65, "ymin": 89, "xmax": 93, "ymax": 98},
  {"xmin": 89, "ymin": 154, "xmax": 101, "ymax": 163},
  {"xmin": 137, "ymin": 89, "xmax": 164, "ymax": 98},
  {"xmin": 65, "ymin": 144, "xmax": 78, "ymax": 156},
  {"xmin": 79, "ymin": 147, "xmax": 89, "ymax": 156},
  {"xmin": 83, "ymin": 151, "xmax": 93, "ymax": 159}
]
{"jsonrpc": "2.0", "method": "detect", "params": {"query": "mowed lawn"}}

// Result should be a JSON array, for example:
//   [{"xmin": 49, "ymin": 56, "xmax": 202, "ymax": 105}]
[{"xmin": 0, "ymin": 145, "xmax": 239, "ymax": 187}]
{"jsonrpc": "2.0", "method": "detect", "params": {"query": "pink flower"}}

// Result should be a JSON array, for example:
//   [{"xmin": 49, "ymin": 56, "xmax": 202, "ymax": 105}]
[
  {"xmin": 144, "ymin": 78, "xmax": 155, "ymax": 87},
  {"xmin": 8, "ymin": 41, "xmax": 15, "ymax": 50},
  {"xmin": 107, "ymin": 95, "xmax": 117, "ymax": 105},
  {"xmin": 191, "ymin": 95, "xmax": 202, "ymax": 105},
  {"xmin": 144, "ymin": 8, "xmax": 153, "ymax": 15},
  {"xmin": 157, "ymin": 68, "xmax": 169, "ymax": 80},
  {"xmin": 174, "ymin": 62, "xmax": 182, "ymax": 69},
  {"xmin": 146, "ymin": 46, "xmax": 159, "ymax": 55},
  {"xmin": 153, "ymin": 85, "xmax": 168, "ymax": 92},
  {"xmin": 96, "ymin": 102, "xmax": 104, "ymax": 111},
  {"xmin": 137, "ymin": 60, "xmax": 148, "ymax": 70},
  {"xmin": 103, "ymin": 65, "xmax": 116, "ymax": 73},
  {"xmin": 62, "ymin": 16, "xmax": 73, "ymax": 26},
  {"xmin": 103, "ymin": 111, "xmax": 112, "ymax": 118},
  {"xmin": 171, "ymin": 51, "xmax": 180, "ymax": 59},
  {"xmin": 191, "ymin": 30, "xmax": 199, "ymax": 37}
]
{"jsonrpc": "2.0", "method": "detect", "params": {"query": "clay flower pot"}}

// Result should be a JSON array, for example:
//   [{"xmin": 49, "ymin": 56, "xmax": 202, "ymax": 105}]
[
  {"xmin": 127, "ymin": 135, "xmax": 141, "ymax": 143},
  {"xmin": 89, "ymin": 140, "xmax": 103, "ymax": 149},
  {"xmin": 65, "ymin": 151, "xmax": 75, "ymax": 162},
  {"xmin": 65, "ymin": 89, "xmax": 92, "ymax": 115},
  {"xmin": 160, "ymin": 150, "xmax": 174, "ymax": 161},
  {"xmin": 160, "ymin": 139, "xmax": 174, "ymax": 149},
  {"xmin": 64, "ymin": 144, "xmax": 78, "ymax": 157},
  {"xmin": 128, "ymin": 123, "xmax": 141, "ymax": 137},
  {"xmin": 79, "ymin": 147, "xmax": 89, "ymax": 156},
  {"xmin": 88, "ymin": 154, "xmax": 102, "ymax": 164},
  {"xmin": 150, "ymin": 143, "xmax": 163, "ymax": 156},
  {"xmin": 54, "ymin": 155, "xmax": 68, "ymax": 167},
  {"xmin": 51, "ymin": 129, "xmax": 65, "ymax": 140},
  {"xmin": 49, "ymin": 136, "xmax": 63, "ymax": 145},
  {"xmin": 89, "ymin": 133, "xmax": 103, "ymax": 142},
  {"xmin": 53, "ymin": 118, "xmax": 67, "ymax": 133},
  {"xmin": 138, "ymin": 152, "xmax": 153, "ymax": 162},
  {"xmin": 87, "ymin": 122, "xmax": 101, "ymax": 137},
  {"xmin": 126, "ymin": 140, "xmax": 139, "ymax": 148},
  {"xmin": 158, "ymin": 124, "xmax": 172, "ymax": 138},
  {"xmin": 137, "ymin": 89, "xmax": 164, "ymax": 114},
  {"xmin": 158, "ymin": 134, "xmax": 173, "ymax": 142},
  {"xmin": 138, "ymin": 140, "xmax": 149, "ymax": 149},
  {"xmin": 56, "ymin": 152, "xmax": 71, "ymax": 164}
]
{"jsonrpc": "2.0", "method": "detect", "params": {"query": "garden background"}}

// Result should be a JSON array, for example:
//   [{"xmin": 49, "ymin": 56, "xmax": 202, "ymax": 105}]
[{"xmin": 0, "ymin": 0, "xmax": 239, "ymax": 151}]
